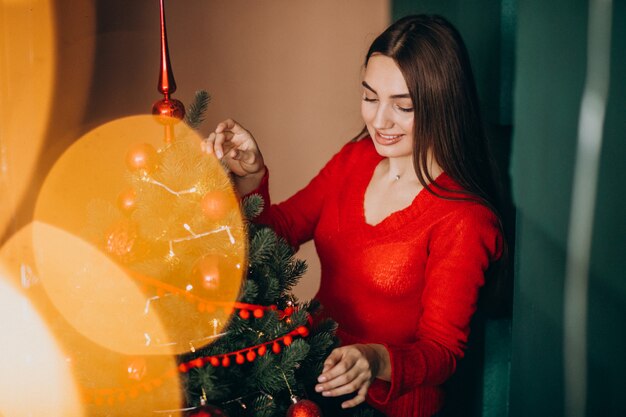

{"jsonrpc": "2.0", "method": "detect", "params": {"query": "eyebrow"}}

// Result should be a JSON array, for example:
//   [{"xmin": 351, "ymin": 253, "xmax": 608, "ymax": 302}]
[{"xmin": 362, "ymin": 81, "xmax": 411, "ymax": 99}]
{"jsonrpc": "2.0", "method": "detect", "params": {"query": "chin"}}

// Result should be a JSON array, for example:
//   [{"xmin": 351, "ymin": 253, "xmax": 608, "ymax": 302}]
[{"xmin": 370, "ymin": 136, "xmax": 413, "ymax": 159}]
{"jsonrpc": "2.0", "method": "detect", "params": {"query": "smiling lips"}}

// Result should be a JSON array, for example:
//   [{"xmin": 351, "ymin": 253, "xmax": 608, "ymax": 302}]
[{"xmin": 374, "ymin": 131, "xmax": 404, "ymax": 145}]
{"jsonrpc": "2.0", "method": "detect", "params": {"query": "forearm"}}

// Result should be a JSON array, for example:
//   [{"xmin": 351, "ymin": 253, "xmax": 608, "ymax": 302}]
[{"xmin": 233, "ymin": 166, "xmax": 266, "ymax": 197}]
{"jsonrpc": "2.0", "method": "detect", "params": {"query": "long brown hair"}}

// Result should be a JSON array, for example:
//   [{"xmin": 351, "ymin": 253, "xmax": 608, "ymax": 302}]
[
  {"xmin": 365, "ymin": 14, "xmax": 502, "ymax": 218},
  {"xmin": 363, "ymin": 15, "xmax": 510, "ymax": 315}
]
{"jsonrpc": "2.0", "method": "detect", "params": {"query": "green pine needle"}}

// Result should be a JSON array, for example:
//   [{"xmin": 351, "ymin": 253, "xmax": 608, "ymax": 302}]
[
  {"xmin": 243, "ymin": 194, "xmax": 265, "ymax": 220},
  {"xmin": 280, "ymin": 339, "xmax": 310, "ymax": 371},
  {"xmin": 185, "ymin": 90, "xmax": 211, "ymax": 129},
  {"xmin": 249, "ymin": 227, "xmax": 278, "ymax": 266},
  {"xmin": 251, "ymin": 394, "xmax": 276, "ymax": 417},
  {"xmin": 253, "ymin": 355, "xmax": 285, "ymax": 395}
]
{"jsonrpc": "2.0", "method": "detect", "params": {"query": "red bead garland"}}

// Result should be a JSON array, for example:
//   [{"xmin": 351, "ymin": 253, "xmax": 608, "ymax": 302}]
[{"xmin": 177, "ymin": 322, "xmax": 311, "ymax": 373}]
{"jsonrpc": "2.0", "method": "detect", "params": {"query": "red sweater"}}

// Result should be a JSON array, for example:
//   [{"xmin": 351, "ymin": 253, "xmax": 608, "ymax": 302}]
[{"xmin": 249, "ymin": 138, "xmax": 503, "ymax": 417}]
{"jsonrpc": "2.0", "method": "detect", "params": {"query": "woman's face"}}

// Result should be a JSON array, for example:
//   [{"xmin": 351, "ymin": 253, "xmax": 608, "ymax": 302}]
[{"xmin": 361, "ymin": 54, "xmax": 415, "ymax": 159}]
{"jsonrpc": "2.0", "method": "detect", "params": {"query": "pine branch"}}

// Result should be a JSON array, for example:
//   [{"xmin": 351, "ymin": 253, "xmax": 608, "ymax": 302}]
[
  {"xmin": 250, "ymin": 394, "xmax": 276, "ymax": 417},
  {"xmin": 242, "ymin": 194, "xmax": 265, "ymax": 220},
  {"xmin": 253, "ymin": 355, "xmax": 284, "ymax": 395},
  {"xmin": 185, "ymin": 90, "xmax": 211, "ymax": 129},
  {"xmin": 280, "ymin": 339, "xmax": 310, "ymax": 373},
  {"xmin": 241, "ymin": 279, "xmax": 260, "ymax": 303},
  {"xmin": 249, "ymin": 227, "xmax": 278, "ymax": 266},
  {"xmin": 255, "ymin": 310, "xmax": 282, "ymax": 339}
]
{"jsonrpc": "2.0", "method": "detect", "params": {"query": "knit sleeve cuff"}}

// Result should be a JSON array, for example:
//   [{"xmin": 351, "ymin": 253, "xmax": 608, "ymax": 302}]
[{"xmin": 367, "ymin": 343, "xmax": 395, "ymax": 406}]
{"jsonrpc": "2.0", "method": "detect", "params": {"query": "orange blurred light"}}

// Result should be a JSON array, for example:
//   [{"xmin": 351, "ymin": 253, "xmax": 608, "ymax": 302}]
[
  {"xmin": 0, "ymin": 0, "xmax": 55, "ymax": 233},
  {"xmin": 0, "ymin": 264, "xmax": 84, "ymax": 417},
  {"xmin": 34, "ymin": 115, "xmax": 246, "ymax": 355},
  {"xmin": 0, "ymin": 223, "xmax": 183, "ymax": 415}
]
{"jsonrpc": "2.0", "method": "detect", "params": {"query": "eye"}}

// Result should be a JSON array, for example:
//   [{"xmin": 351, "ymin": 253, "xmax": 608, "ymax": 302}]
[
  {"xmin": 395, "ymin": 104, "xmax": 414, "ymax": 113},
  {"xmin": 362, "ymin": 96, "xmax": 378, "ymax": 103}
]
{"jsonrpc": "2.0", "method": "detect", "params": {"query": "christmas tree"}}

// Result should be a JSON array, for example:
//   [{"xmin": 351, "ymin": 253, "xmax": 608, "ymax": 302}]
[
  {"xmin": 175, "ymin": 93, "xmax": 379, "ymax": 417},
  {"xmin": 81, "ymin": 91, "xmax": 346, "ymax": 417}
]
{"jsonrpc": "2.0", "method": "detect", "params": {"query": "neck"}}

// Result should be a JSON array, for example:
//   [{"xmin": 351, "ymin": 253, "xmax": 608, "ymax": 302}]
[
  {"xmin": 385, "ymin": 154, "xmax": 443, "ymax": 183},
  {"xmin": 386, "ymin": 155, "xmax": 416, "ymax": 181}
]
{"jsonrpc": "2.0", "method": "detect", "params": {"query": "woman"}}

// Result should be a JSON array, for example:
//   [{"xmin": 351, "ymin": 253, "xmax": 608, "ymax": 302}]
[{"xmin": 204, "ymin": 14, "xmax": 505, "ymax": 417}]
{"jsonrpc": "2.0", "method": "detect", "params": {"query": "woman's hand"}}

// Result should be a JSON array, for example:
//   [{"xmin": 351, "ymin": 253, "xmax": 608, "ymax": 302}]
[
  {"xmin": 204, "ymin": 118, "xmax": 265, "ymax": 179},
  {"xmin": 315, "ymin": 344, "xmax": 390, "ymax": 409}
]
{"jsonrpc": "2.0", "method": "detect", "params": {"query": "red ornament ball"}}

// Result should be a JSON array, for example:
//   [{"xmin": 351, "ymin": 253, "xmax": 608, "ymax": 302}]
[
  {"xmin": 104, "ymin": 220, "xmax": 137, "ymax": 261},
  {"xmin": 286, "ymin": 398, "xmax": 323, "ymax": 417},
  {"xmin": 151, "ymin": 98, "xmax": 185, "ymax": 124},
  {"xmin": 187, "ymin": 404, "xmax": 229, "ymax": 417},
  {"xmin": 117, "ymin": 187, "xmax": 137, "ymax": 213},
  {"xmin": 201, "ymin": 190, "xmax": 235, "ymax": 221},
  {"xmin": 126, "ymin": 143, "xmax": 158, "ymax": 172},
  {"xmin": 192, "ymin": 255, "xmax": 221, "ymax": 291}
]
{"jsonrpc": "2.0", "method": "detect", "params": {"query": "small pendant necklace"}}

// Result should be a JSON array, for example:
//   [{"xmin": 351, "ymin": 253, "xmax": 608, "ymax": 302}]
[{"xmin": 394, "ymin": 174, "xmax": 400, "ymax": 181}]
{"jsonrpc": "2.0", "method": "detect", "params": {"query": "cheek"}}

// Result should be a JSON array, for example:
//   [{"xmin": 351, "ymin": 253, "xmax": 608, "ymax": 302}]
[
  {"xmin": 361, "ymin": 102, "xmax": 375, "ymax": 125},
  {"xmin": 400, "ymin": 115, "xmax": 414, "ymax": 135}
]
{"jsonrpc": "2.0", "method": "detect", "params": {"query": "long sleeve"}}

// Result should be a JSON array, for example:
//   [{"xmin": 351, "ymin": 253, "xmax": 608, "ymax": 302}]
[
  {"xmin": 245, "ymin": 141, "xmax": 358, "ymax": 250},
  {"xmin": 242, "ymin": 137, "xmax": 504, "ymax": 416},
  {"xmin": 368, "ymin": 204, "xmax": 503, "ymax": 405}
]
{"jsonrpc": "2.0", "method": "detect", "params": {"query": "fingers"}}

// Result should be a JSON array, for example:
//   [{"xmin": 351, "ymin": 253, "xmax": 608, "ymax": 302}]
[
  {"xmin": 341, "ymin": 383, "xmax": 370, "ymax": 409},
  {"xmin": 205, "ymin": 119, "xmax": 253, "ymax": 159},
  {"xmin": 202, "ymin": 118, "xmax": 264, "ymax": 179},
  {"xmin": 215, "ymin": 118, "xmax": 247, "ymax": 135},
  {"xmin": 214, "ymin": 130, "xmax": 236, "ymax": 160},
  {"xmin": 319, "ymin": 349, "xmax": 343, "ymax": 378},
  {"xmin": 319, "ymin": 371, "xmax": 370, "ymax": 397},
  {"xmin": 315, "ymin": 346, "xmax": 374, "ymax": 404}
]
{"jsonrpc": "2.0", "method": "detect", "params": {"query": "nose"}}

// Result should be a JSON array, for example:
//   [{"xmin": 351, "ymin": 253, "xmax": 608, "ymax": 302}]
[{"xmin": 372, "ymin": 103, "xmax": 394, "ymax": 130}]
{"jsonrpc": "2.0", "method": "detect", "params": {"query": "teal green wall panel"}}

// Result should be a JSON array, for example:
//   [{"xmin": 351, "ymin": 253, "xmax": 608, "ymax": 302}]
[
  {"xmin": 511, "ymin": 0, "xmax": 587, "ymax": 244},
  {"xmin": 585, "ymin": 1, "xmax": 626, "ymax": 415},
  {"xmin": 512, "ymin": 0, "xmax": 626, "ymax": 416},
  {"xmin": 510, "ymin": 213, "xmax": 564, "ymax": 416},
  {"xmin": 394, "ymin": 0, "xmax": 626, "ymax": 416}
]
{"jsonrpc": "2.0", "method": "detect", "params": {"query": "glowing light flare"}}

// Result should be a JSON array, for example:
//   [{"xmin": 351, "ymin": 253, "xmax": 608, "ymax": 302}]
[
  {"xmin": 0, "ymin": 224, "xmax": 183, "ymax": 414},
  {"xmin": 33, "ymin": 115, "xmax": 246, "ymax": 354},
  {"xmin": 0, "ymin": 265, "xmax": 84, "ymax": 417},
  {"xmin": 0, "ymin": 0, "xmax": 55, "ymax": 234},
  {"xmin": 31, "ymin": 221, "xmax": 177, "ymax": 355}
]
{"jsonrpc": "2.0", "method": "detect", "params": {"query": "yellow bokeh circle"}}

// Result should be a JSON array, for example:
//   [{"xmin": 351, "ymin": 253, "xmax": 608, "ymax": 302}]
[
  {"xmin": 0, "ymin": 224, "xmax": 183, "ymax": 415},
  {"xmin": 34, "ymin": 115, "xmax": 246, "ymax": 356}
]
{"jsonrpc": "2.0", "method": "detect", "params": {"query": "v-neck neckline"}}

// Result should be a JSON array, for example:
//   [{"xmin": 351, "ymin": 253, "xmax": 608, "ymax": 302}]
[{"xmin": 358, "ymin": 152, "xmax": 446, "ymax": 230}]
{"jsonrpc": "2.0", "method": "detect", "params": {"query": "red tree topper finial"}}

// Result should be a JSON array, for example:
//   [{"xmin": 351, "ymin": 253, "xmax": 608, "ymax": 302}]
[
  {"xmin": 152, "ymin": 0, "xmax": 185, "ymax": 131},
  {"xmin": 157, "ymin": 0, "xmax": 176, "ymax": 98}
]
